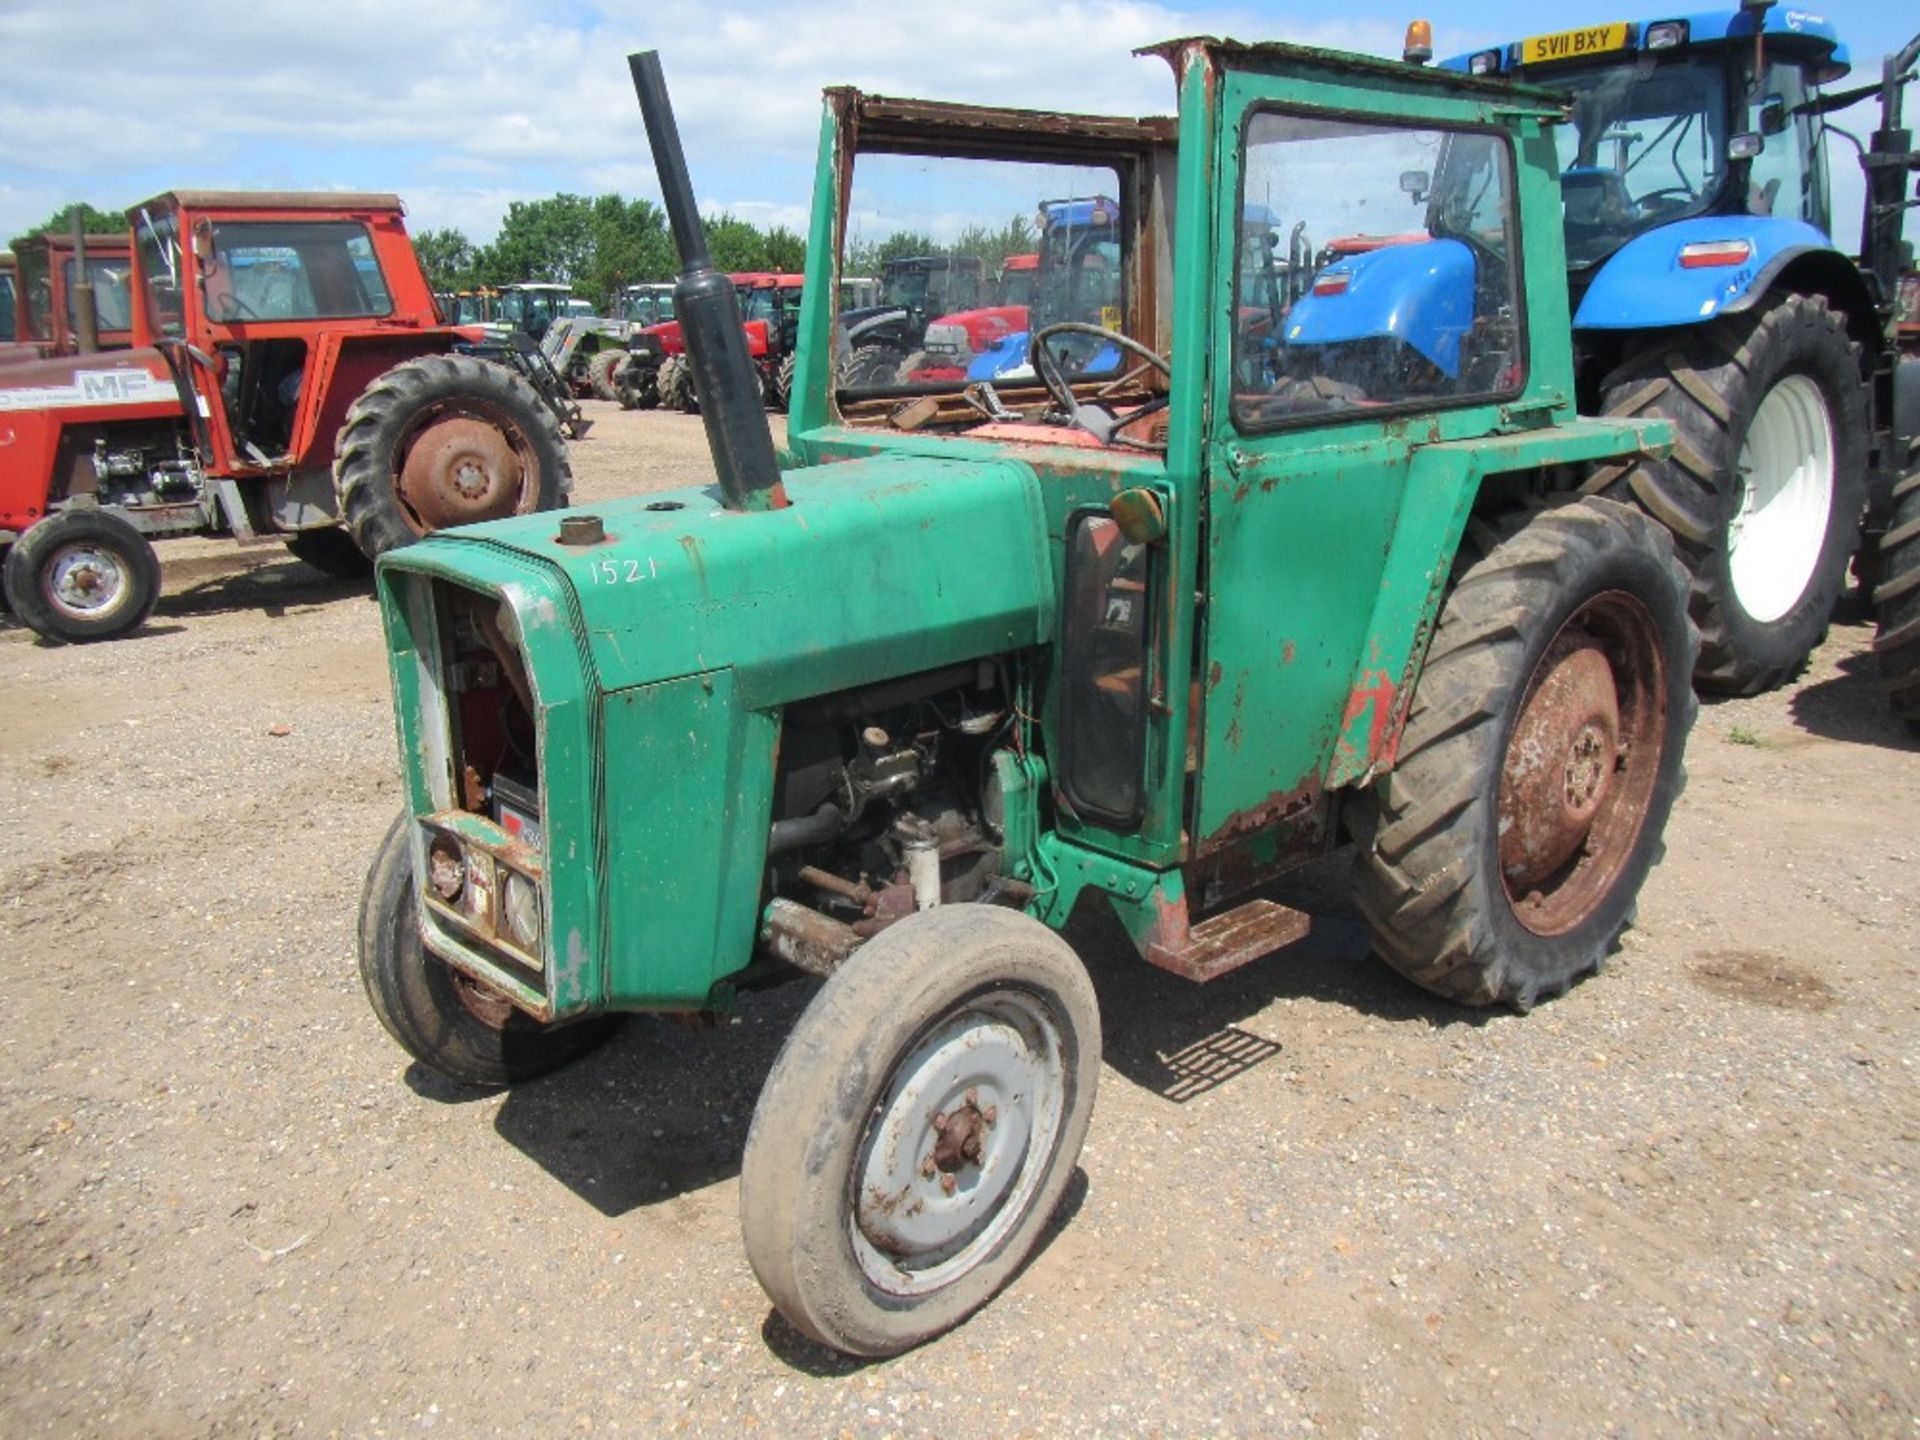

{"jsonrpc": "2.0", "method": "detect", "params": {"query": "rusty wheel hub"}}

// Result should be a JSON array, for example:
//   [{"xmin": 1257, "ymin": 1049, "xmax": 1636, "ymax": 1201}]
[
  {"xmin": 397, "ymin": 414, "xmax": 529, "ymax": 533},
  {"xmin": 449, "ymin": 967, "xmax": 517, "ymax": 1030},
  {"xmin": 849, "ymin": 992, "xmax": 1066, "ymax": 1297},
  {"xmin": 1498, "ymin": 593, "xmax": 1666, "ymax": 937}
]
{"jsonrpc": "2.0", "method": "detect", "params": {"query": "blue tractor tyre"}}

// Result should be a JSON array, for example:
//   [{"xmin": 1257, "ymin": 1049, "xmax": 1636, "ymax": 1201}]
[
  {"xmin": 1873, "ymin": 437, "xmax": 1920, "ymax": 730},
  {"xmin": 1585, "ymin": 292, "xmax": 1866, "ymax": 695}
]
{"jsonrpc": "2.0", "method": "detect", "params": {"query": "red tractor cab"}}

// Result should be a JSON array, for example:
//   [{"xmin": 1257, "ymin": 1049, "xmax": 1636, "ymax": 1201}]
[
  {"xmin": 0, "ymin": 190, "xmax": 568, "ymax": 644},
  {"xmin": 3, "ymin": 233, "xmax": 137, "ymax": 364}
]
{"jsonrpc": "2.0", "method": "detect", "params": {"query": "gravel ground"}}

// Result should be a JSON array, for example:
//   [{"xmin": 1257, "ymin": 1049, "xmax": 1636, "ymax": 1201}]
[{"xmin": 1, "ymin": 400, "xmax": 1916, "ymax": 1437}]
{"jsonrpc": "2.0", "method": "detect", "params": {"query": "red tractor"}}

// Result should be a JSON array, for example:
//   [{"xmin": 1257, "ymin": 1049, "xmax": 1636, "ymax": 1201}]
[
  {"xmin": 2, "ymin": 232, "xmax": 137, "ymax": 365},
  {"xmin": 620, "ymin": 271, "xmax": 805, "ymax": 411},
  {"xmin": 0, "ymin": 190, "xmax": 568, "ymax": 644}
]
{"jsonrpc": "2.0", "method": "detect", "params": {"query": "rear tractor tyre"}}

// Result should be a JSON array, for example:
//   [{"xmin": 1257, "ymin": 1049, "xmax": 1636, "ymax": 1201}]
[
  {"xmin": 2, "ymin": 507, "xmax": 161, "ymax": 644},
  {"xmin": 283, "ymin": 525, "xmax": 374, "ymax": 579},
  {"xmin": 835, "ymin": 345, "xmax": 907, "ymax": 390},
  {"xmin": 334, "ymin": 353, "xmax": 569, "ymax": 559},
  {"xmin": 1872, "ymin": 439, "xmax": 1920, "ymax": 730},
  {"xmin": 586, "ymin": 347, "xmax": 626, "ymax": 402},
  {"xmin": 774, "ymin": 351, "xmax": 797, "ymax": 412},
  {"xmin": 1352, "ymin": 498, "xmax": 1698, "ymax": 1010},
  {"xmin": 1593, "ymin": 293, "xmax": 1865, "ymax": 695},
  {"xmin": 656, "ymin": 355, "xmax": 692, "ymax": 413},
  {"xmin": 740, "ymin": 904, "xmax": 1100, "ymax": 1356},
  {"xmin": 358, "ymin": 812, "xmax": 619, "ymax": 1088}
]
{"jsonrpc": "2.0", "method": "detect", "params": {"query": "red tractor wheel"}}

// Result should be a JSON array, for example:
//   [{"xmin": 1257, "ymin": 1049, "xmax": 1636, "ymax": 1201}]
[{"xmin": 334, "ymin": 353, "xmax": 570, "ymax": 558}]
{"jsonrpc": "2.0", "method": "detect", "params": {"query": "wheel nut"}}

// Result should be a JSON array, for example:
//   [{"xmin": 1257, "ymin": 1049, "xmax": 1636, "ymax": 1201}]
[
  {"xmin": 932, "ymin": 1111, "xmax": 947, "ymax": 1130},
  {"xmin": 965, "ymin": 1087, "xmax": 979, "ymax": 1108},
  {"xmin": 920, "ymin": 1155, "xmax": 936, "ymax": 1179},
  {"xmin": 939, "ymin": 1173, "xmax": 957, "ymax": 1196},
  {"xmin": 983, "ymin": 1105, "xmax": 997, "ymax": 1125}
]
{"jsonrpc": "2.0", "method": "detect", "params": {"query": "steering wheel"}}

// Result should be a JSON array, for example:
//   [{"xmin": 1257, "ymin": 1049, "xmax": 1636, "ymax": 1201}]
[
  {"xmin": 1028, "ymin": 322, "xmax": 1170, "ymax": 443},
  {"xmin": 1635, "ymin": 185, "xmax": 1696, "ymax": 212}
]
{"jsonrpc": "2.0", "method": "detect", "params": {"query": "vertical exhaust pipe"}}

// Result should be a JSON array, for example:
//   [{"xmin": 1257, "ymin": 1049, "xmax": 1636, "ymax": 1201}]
[
  {"xmin": 628, "ymin": 51, "xmax": 787, "ymax": 513},
  {"xmin": 71, "ymin": 215, "xmax": 99, "ymax": 355}
]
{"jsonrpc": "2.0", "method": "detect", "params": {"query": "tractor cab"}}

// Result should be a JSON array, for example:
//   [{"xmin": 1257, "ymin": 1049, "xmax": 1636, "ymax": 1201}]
[
  {"xmin": 615, "ymin": 283, "xmax": 676, "ymax": 326},
  {"xmin": 9, "ymin": 232, "xmax": 137, "ymax": 357},
  {"xmin": 494, "ymin": 283, "xmax": 578, "ymax": 342},
  {"xmin": 1441, "ymin": 12, "xmax": 1846, "ymax": 280},
  {"xmin": 129, "ymin": 191, "xmax": 441, "ymax": 476}
]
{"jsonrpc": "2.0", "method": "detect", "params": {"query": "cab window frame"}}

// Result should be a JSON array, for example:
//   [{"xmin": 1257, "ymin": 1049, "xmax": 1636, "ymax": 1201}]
[{"xmin": 1228, "ymin": 102, "xmax": 1530, "ymax": 438}]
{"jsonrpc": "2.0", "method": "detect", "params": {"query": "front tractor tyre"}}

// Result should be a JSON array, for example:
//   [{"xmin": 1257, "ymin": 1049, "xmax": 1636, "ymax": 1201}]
[
  {"xmin": 656, "ymin": 355, "xmax": 693, "ymax": 413},
  {"xmin": 2, "ymin": 508, "xmax": 161, "ymax": 644},
  {"xmin": 1594, "ymin": 293, "xmax": 1865, "ymax": 694},
  {"xmin": 1353, "ymin": 499, "xmax": 1698, "ymax": 1010},
  {"xmin": 1873, "ymin": 439, "xmax": 1920, "ymax": 730},
  {"xmin": 334, "ymin": 353, "xmax": 569, "ymax": 559},
  {"xmin": 358, "ymin": 812, "xmax": 618, "ymax": 1088},
  {"xmin": 740, "ymin": 905, "xmax": 1100, "ymax": 1356},
  {"xmin": 774, "ymin": 351, "xmax": 797, "ymax": 412},
  {"xmin": 586, "ymin": 347, "xmax": 626, "ymax": 402}
]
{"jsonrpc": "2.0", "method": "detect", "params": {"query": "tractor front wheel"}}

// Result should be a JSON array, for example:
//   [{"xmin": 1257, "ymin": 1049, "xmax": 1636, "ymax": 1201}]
[
  {"xmin": 1353, "ymin": 499, "xmax": 1697, "ymax": 1010},
  {"xmin": 740, "ymin": 905, "xmax": 1100, "ymax": 1356},
  {"xmin": 656, "ymin": 355, "xmax": 692, "ymax": 412},
  {"xmin": 587, "ymin": 348, "xmax": 626, "ymax": 402},
  {"xmin": 774, "ymin": 351, "xmax": 797, "ymax": 412},
  {"xmin": 358, "ymin": 812, "xmax": 619, "ymax": 1088},
  {"xmin": 1873, "ymin": 439, "xmax": 1920, "ymax": 730},
  {"xmin": 1593, "ymin": 293, "xmax": 1865, "ymax": 694},
  {"xmin": 3, "ymin": 508, "xmax": 161, "ymax": 644},
  {"xmin": 334, "ymin": 353, "xmax": 569, "ymax": 558}
]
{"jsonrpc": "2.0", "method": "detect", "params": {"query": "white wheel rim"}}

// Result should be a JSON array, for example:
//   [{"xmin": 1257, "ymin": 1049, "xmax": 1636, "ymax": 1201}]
[
  {"xmin": 45, "ymin": 543, "xmax": 130, "ymax": 621},
  {"xmin": 1729, "ymin": 374, "xmax": 1835, "ymax": 624},
  {"xmin": 850, "ymin": 988, "xmax": 1067, "ymax": 1298}
]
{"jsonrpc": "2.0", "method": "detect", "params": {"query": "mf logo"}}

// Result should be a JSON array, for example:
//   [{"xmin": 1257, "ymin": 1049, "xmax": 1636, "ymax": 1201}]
[{"xmin": 77, "ymin": 370, "xmax": 159, "ymax": 402}]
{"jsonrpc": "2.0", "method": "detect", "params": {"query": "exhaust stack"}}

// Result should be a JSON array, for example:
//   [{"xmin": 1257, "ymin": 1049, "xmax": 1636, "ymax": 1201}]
[{"xmin": 628, "ymin": 51, "xmax": 787, "ymax": 513}]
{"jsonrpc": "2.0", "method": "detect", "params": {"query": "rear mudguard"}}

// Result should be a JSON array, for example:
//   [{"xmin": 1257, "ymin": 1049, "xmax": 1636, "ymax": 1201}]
[
  {"xmin": 1283, "ymin": 238, "xmax": 1475, "ymax": 377},
  {"xmin": 1572, "ymin": 216, "xmax": 1840, "ymax": 330}
]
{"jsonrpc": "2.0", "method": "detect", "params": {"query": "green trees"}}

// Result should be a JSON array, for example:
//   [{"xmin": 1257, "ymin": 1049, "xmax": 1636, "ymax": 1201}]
[
  {"xmin": 9, "ymin": 202, "xmax": 125, "ymax": 248},
  {"xmin": 411, "ymin": 193, "xmax": 808, "ymax": 304}
]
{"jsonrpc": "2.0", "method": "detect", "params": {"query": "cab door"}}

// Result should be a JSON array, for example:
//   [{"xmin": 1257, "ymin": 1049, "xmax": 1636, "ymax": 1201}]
[{"xmin": 1191, "ymin": 56, "xmax": 1535, "ymax": 851}]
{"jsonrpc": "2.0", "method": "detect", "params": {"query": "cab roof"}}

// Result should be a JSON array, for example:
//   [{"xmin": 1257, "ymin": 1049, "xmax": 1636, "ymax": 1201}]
[
  {"xmin": 129, "ymin": 191, "xmax": 407, "ymax": 218},
  {"xmin": 1440, "ymin": 10, "xmax": 1849, "ymax": 83}
]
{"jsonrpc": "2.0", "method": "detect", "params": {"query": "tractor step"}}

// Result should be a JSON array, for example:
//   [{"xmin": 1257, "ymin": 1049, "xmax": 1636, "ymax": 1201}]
[{"xmin": 1146, "ymin": 897, "xmax": 1311, "ymax": 983}]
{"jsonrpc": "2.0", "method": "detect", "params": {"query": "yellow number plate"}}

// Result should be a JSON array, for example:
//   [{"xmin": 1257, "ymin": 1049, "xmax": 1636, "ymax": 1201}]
[{"xmin": 1521, "ymin": 22, "xmax": 1631, "ymax": 65}]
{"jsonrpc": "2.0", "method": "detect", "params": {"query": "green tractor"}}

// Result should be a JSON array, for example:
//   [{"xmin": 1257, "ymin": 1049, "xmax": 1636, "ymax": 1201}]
[{"xmin": 358, "ymin": 42, "xmax": 1699, "ymax": 1354}]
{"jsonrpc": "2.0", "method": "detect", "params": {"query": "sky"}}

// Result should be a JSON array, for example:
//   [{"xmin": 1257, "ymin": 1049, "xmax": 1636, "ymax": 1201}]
[{"xmin": 0, "ymin": 0, "xmax": 1911, "ymax": 254}]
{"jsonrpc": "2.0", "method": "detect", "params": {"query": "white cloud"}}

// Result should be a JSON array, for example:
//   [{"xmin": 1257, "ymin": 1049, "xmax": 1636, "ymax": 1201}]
[{"xmin": 0, "ymin": 0, "xmax": 1423, "ymax": 241}]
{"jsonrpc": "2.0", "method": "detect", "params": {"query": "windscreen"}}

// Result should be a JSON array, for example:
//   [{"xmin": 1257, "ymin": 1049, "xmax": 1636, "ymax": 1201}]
[
  {"xmin": 836, "ymin": 152, "xmax": 1127, "ymax": 394},
  {"xmin": 208, "ymin": 220, "xmax": 394, "ymax": 321}
]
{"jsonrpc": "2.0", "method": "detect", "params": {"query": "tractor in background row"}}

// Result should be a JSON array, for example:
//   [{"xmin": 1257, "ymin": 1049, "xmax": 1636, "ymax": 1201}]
[
  {"xmin": 834, "ymin": 254, "xmax": 987, "ymax": 387},
  {"xmin": 1393, "ymin": 9, "xmax": 1920, "ymax": 701},
  {"xmin": 0, "ymin": 190, "xmax": 569, "ymax": 644},
  {"xmin": 0, "ymin": 255, "xmax": 15, "ymax": 345},
  {"xmin": 3, "ymin": 232, "xmax": 137, "ymax": 363}
]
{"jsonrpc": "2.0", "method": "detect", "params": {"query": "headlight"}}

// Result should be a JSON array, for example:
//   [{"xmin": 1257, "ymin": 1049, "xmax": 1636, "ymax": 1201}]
[{"xmin": 501, "ymin": 869, "xmax": 542, "ymax": 951}]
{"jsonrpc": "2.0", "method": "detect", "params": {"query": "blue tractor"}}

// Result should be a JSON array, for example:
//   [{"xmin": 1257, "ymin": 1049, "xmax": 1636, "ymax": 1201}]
[{"xmin": 1292, "ymin": 8, "xmax": 1919, "ymax": 697}]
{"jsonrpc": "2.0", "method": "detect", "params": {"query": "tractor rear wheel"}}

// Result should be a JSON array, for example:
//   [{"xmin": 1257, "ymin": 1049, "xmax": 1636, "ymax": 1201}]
[
  {"xmin": 657, "ymin": 355, "xmax": 692, "ymax": 412},
  {"xmin": 283, "ymin": 526, "xmax": 374, "ymax": 579},
  {"xmin": 334, "ymin": 353, "xmax": 569, "ymax": 558},
  {"xmin": 358, "ymin": 812, "xmax": 619, "ymax": 1088},
  {"xmin": 1352, "ymin": 498, "xmax": 1697, "ymax": 1010},
  {"xmin": 774, "ymin": 351, "xmax": 797, "ymax": 411},
  {"xmin": 1873, "ymin": 439, "xmax": 1920, "ymax": 730},
  {"xmin": 587, "ymin": 348, "xmax": 626, "ymax": 402},
  {"xmin": 740, "ymin": 905, "xmax": 1099, "ymax": 1356},
  {"xmin": 3, "ymin": 507, "xmax": 161, "ymax": 644},
  {"xmin": 1591, "ymin": 293, "xmax": 1865, "ymax": 694}
]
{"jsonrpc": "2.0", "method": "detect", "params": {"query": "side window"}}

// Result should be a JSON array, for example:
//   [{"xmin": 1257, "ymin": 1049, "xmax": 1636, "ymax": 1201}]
[
  {"xmin": 207, "ymin": 221, "xmax": 394, "ymax": 321},
  {"xmin": 1746, "ymin": 62, "xmax": 1816, "ymax": 226},
  {"xmin": 1232, "ymin": 112, "xmax": 1523, "ymax": 429}
]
